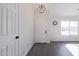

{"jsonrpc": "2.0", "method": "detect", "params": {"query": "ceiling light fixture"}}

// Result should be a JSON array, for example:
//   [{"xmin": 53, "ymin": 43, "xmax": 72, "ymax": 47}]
[{"xmin": 37, "ymin": 4, "xmax": 46, "ymax": 13}]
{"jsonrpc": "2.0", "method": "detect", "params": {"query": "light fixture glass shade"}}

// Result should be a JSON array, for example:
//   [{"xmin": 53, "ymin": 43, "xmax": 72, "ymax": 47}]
[{"xmin": 38, "ymin": 4, "xmax": 46, "ymax": 13}]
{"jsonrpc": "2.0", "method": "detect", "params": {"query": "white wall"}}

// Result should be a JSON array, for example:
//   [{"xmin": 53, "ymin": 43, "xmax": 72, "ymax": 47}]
[
  {"xmin": 47, "ymin": 3, "xmax": 79, "ymax": 41},
  {"xmin": 48, "ymin": 16, "xmax": 79, "ymax": 41},
  {"xmin": 34, "ymin": 3, "xmax": 79, "ymax": 42},
  {"xmin": 47, "ymin": 3, "xmax": 79, "ymax": 17},
  {"xmin": 33, "ymin": 4, "xmax": 50, "ymax": 43},
  {"xmin": 19, "ymin": 4, "xmax": 34, "ymax": 56}
]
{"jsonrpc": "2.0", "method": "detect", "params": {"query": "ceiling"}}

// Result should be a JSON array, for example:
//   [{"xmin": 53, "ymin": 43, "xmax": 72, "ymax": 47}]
[{"xmin": 47, "ymin": 3, "xmax": 79, "ymax": 17}]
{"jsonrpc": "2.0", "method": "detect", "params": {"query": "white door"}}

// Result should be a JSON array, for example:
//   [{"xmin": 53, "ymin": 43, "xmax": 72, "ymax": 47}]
[
  {"xmin": 0, "ymin": 4, "xmax": 19, "ymax": 56},
  {"xmin": 35, "ymin": 18, "xmax": 48, "ymax": 43}
]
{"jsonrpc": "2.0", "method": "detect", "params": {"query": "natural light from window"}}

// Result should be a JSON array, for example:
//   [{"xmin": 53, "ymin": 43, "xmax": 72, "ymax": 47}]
[
  {"xmin": 65, "ymin": 44, "xmax": 79, "ymax": 56},
  {"xmin": 61, "ymin": 21, "xmax": 78, "ymax": 35}
]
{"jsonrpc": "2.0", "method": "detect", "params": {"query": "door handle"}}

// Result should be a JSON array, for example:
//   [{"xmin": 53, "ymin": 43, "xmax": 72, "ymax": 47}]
[
  {"xmin": 15, "ymin": 36, "xmax": 19, "ymax": 39},
  {"xmin": 45, "ymin": 30, "xmax": 47, "ymax": 34}
]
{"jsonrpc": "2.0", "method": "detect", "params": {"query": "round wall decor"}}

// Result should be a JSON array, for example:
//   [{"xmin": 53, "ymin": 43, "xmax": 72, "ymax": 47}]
[{"xmin": 53, "ymin": 20, "xmax": 57, "ymax": 25}]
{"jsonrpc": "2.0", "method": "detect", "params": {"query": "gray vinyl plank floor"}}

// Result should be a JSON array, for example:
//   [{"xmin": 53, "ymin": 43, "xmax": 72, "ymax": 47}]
[{"xmin": 27, "ymin": 41, "xmax": 79, "ymax": 56}]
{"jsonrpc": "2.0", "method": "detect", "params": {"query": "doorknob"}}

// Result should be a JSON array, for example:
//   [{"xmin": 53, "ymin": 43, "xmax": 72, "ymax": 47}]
[
  {"xmin": 45, "ymin": 30, "xmax": 47, "ymax": 34},
  {"xmin": 15, "ymin": 36, "xmax": 19, "ymax": 39}
]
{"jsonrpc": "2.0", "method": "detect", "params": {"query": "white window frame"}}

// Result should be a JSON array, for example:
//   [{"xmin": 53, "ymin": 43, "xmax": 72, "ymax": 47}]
[{"xmin": 61, "ymin": 21, "xmax": 78, "ymax": 36}]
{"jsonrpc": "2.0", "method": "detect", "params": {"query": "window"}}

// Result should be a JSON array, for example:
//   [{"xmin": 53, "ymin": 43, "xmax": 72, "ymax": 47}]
[{"xmin": 61, "ymin": 21, "xmax": 78, "ymax": 35}]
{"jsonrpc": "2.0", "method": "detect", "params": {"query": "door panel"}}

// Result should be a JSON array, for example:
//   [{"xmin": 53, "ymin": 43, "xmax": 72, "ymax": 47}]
[
  {"xmin": 0, "ymin": 4, "xmax": 19, "ymax": 56},
  {"xmin": 35, "ymin": 18, "xmax": 48, "ymax": 43}
]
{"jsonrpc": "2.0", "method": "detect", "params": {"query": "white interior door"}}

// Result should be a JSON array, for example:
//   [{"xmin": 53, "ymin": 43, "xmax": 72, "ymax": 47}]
[
  {"xmin": 0, "ymin": 4, "xmax": 19, "ymax": 56},
  {"xmin": 35, "ymin": 18, "xmax": 48, "ymax": 43}
]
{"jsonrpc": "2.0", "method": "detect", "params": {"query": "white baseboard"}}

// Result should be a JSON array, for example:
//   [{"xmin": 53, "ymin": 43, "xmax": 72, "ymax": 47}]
[{"xmin": 23, "ymin": 43, "xmax": 33, "ymax": 56}]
